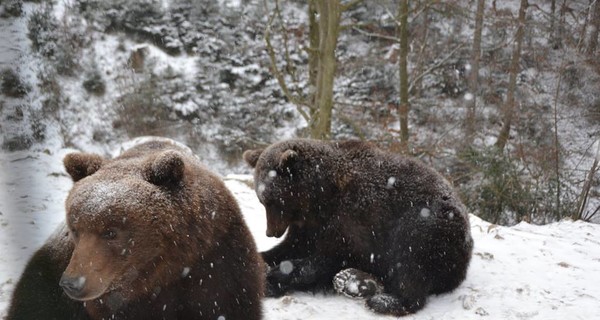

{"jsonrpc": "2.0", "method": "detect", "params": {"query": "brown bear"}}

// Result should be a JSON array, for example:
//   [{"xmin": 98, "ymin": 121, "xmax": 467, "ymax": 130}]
[
  {"xmin": 8, "ymin": 139, "xmax": 264, "ymax": 320},
  {"xmin": 243, "ymin": 139, "xmax": 473, "ymax": 316},
  {"xmin": 7, "ymin": 224, "xmax": 89, "ymax": 320}
]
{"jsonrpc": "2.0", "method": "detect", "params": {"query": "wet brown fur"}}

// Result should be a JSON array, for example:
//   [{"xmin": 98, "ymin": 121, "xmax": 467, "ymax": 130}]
[
  {"xmin": 244, "ymin": 139, "xmax": 473, "ymax": 316},
  {"xmin": 9, "ymin": 139, "xmax": 264, "ymax": 320}
]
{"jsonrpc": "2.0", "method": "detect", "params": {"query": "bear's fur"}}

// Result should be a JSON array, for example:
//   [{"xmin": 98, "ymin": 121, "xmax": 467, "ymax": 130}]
[
  {"xmin": 6, "ymin": 224, "xmax": 89, "ymax": 320},
  {"xmin": 243, "ymin": 139, "xmax": 473, "ymax": 316},
  {"xmin": 8, "ymin": 139, "xmax": 264, "ymax": 320}
]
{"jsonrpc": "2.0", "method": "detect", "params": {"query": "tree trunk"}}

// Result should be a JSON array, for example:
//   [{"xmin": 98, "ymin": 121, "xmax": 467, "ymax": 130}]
[
  {"xmin": 310, "ymin": 0, "xmax": 342, "ymax": 140},
  {"xmin": 587, "ymin": 0, "xmax": 600, "ymax": 55},
  {"xmin": 307, "ymin": 0, "xmax": 319, "ymax": 110},
  {"xmin": 397, "ymin": 0, "xmax": 410, "ymax": 154},
  {"xmin": 412, "ymin": 3, "xmax": 429, "ymax": 99},
  {"xmin": 495, "ymin": 0, "xmax": 528, "ymax": 151},
  {"xmin": 549, "ymin": 0, "xmax": 558, "ymax": 48},
  {"xmin": 555, "ymin": 0, "xmax": 568, "ymax": 48},
  {"xmin": 464, "ymin": 0, "xmax": 485, "ymax": 148}
]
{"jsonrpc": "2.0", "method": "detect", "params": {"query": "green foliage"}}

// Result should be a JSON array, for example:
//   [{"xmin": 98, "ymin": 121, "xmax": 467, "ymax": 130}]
[{"xmin": 457, "ymin": 147, "xmax": 575, "ymax": 225}]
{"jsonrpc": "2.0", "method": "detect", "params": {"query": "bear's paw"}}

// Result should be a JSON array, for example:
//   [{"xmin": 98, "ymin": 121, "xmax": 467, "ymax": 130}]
[{"xmin": 333, "ymin": 268, "xmax": 383, "ymax": 299}]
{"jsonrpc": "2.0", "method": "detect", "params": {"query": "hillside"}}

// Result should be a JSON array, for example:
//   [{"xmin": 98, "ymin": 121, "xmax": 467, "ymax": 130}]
[{"xmin": 1, "ymin": 0, "xmax": 598, "ymax": 225}]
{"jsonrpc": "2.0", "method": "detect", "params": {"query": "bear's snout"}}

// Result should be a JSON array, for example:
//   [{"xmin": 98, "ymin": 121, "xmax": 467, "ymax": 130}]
[
  {"xmin": 62, "ymin": 233, "xmax": 118, "ymax": 301},
  {"xmin": 266, "ymin": 216, "xmax": 289, "ymax": 238},
  {"xmin": 59, "ymin": 274, "xmax": 86, "ymax": 299}
]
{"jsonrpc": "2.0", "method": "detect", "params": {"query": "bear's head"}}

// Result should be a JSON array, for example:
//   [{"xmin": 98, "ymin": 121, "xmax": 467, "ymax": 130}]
[
  {"xmin": 59, "ymin": 149, "xmax": 191, "ymax": 303},
  {"xmin": 244, "ymin": 140, "xmax": 336, "ymax": 238}
]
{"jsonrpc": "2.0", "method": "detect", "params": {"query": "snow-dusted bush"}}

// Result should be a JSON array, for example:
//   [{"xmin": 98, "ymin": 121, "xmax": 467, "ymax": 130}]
[
  {"xmin": 1, "ymin": 102, "xmax": 46, "ymax": 152},
  {"xmin": 82, "ymin": 69, "xmax": 106, "ymax": 96},
  {"xmin": 27, "ymin": 7, "xmax": 59, "ymax": 57},
  {"xmin": 115, "ymin": 73, "xmax": 172, "ymax": 137},
  {"xmin": 77, "ymin": 0, "xmax": 183, "ymax": 55},
  {"xmin": 1, "ymin": 68, "xmax": 29, "ymax": 98},
  {"xmin": 1, "ymin": 0, "xmax": 23, "ymax": 17},
  {"xmin": 457, "ymin": 147, "xmax": 577, "ymax": 225},
  {"xmin": 28, "ymin": 5, "xmax": 88, "ymax": 76}
]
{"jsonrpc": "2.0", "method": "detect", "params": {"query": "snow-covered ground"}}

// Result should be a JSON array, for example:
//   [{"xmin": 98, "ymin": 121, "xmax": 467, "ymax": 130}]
[{"xmin": 1, "ymin": 145, "xmax": 599, "ymax": 320}]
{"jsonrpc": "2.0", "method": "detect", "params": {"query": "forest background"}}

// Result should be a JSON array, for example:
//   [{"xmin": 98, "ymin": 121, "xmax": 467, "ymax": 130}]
[{"xmin": 0, "ymin": 0, "xmax": 599, "ymax": 226}]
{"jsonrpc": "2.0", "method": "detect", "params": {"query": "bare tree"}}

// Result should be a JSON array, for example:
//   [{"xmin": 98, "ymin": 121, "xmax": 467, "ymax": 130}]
[
  {"xmin": 397, "ymin": 0, "xmax": 410, "ymax": 154},
  {"xmin": 307, "ymin": 0, "xmax": 318, "ymax": 112},
  {"xmin": 310, "ymin": 0, "xmax": 342, "ymax": 139},
  {"xmin": 495, "ymin": 0, "xmax": 528, "ymax": 151},
  {"xmin": 464, "ymin": 0, "xmax": 486, "ymax": 148},
  {"xmin": 264, "ymin": 0, "xmax": 362, "ymax": 140},
  {"xmin": 549, "ymin": 0, "xmax": 559, "ymax": 48},
  {"xmin": 411, "ymin": 2, "xmax": 430, "ymax": 99},
  {"xmin": 587, "ymin": 0, "xmax": 600, "ymax": 55},
  {"xmin": 574, "ymin": 140, "xmax": 600, "ymax": 221}
]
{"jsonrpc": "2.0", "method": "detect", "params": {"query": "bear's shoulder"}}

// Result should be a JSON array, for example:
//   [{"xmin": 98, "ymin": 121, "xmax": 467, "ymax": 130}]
[{"xmin": 332, "ymin": 139, "xmax": 375, "ymax": 151}]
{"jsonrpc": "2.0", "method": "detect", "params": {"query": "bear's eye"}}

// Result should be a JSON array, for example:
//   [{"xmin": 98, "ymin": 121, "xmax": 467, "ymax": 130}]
[{"xmin": 101, "ymin": 230, "xmax": 117, "ymax": 240}]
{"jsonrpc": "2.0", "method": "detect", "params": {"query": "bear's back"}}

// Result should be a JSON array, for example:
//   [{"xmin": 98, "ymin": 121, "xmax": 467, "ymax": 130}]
[{"xmin": 332, "ymin": 141, "xmax": 466, "ymax": 221}]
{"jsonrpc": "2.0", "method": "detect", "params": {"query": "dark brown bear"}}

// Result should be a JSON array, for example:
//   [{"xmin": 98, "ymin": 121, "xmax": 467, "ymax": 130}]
[
  {"xmin": 8, "ymin": 139, "xmax": 264, "ymax": 320},
  {"xmin": 243, "ymin": 139, "xmax": 473, "ymax": 316}
]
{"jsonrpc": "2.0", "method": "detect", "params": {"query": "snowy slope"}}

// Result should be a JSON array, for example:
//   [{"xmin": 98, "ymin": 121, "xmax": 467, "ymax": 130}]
[{"xmin": 1, "ymin": 147, "xmax": 600, "ymax": 319}]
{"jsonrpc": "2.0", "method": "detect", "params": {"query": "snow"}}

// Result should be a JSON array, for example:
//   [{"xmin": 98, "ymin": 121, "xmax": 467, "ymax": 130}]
[
  {"xmin": 279, "ymin": 260, "xmax": 294, "ymax": 275},
  {"xmin": 386, "ymin": 176, "xmax": 396, "ymax": 188},
  {"xmin": 181, "ymin": 267, "xmax": 190, "ymax": 278},
  {"xmin": 420, "ymin": 207, "xmax": 431, "ymax": 218},
  {"xmin": 69, "ymin": 180, "xmax": 133, "ymax": 217},
  {"xmin": 1, "ymin": 146, "xmax": 600, "ymax": 319},
  {"xmin": 0, "ymin": 13, "xmax": 28, "ymax": 71}
]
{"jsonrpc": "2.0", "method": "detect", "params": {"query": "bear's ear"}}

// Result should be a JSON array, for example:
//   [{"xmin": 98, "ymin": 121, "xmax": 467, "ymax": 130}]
[
  {"xmin": 145, "ymin": 150, "xmax": 185, "ymax": 187},
  {"xmin": 63, "ymin": 153, "xmax": 105, "ymax": 182},
  {"xmin": 278, "ymin": 149, "xmax": 298, "ymax": 169},
  {"xmin": 243, "ymin": 149, "xmax": 264, "ymax": 168}
]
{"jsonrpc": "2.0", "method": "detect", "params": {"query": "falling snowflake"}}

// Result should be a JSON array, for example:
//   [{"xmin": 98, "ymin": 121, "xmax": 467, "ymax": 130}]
[
  {"xmin": 386, "ymin": 177, "xmax": 396, "ymax": 189},
  {"xmin": 279, "ymin": 260, "xmax": 294, "ymax": 275}
]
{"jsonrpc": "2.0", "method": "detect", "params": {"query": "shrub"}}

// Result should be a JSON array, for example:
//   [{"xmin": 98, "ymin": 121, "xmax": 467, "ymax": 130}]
[
  {"xmin": 27, "ymin": 8, "xmax": 59, "ymax": 56},
  {"xmin": 28, "ymin": 5, "xmax": 87, "ymax": 76},
  {"xmin": 2, "ymin": 0, "xmax": 23, "ymax": 17},
  {"xmin": 82, "ymin": 70, "xmax": 106, "ymax": 95},
  {"xmin": 457, "ymin": 147, "xmax": 575, "ymax": 225},
  {"xmin": 115, "ymin": 73, "xmax": 172, "ymax": 137},
  {"xmin": 1, "ymin": 68, "xmax": 29, "ymax": 98}
]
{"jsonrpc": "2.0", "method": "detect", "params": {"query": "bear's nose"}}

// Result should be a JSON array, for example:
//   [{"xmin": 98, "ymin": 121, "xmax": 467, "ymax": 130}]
[{"xmin": 59, "ymin": 274, "xmax": 86, "ymax": 297}]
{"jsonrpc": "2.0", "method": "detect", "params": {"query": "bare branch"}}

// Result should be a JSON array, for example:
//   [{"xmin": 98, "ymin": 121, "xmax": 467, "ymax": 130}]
[
  {"xmin": 263, "ymin": 1, "xmax": 312, "ymax": 121},
  {"xmin": 273, "ymin": 0, "xmax": 297, "ymax": 82},
  {"xmin": 584, "ymin": 204, "xmax": 600, "ymax": 222},
  {"xmin": 341, "ymin": 0, "xmax": 364, "ymax": 12},
  {"xmin": 351, "ymin": 26, "xmax": 399, "ymax": 42},
  {"xmin": 408, "ymin": 43, "xmax": 465, "ymax": 93},
  {"xmin": 575, "ymin": 140, "xmax": 600, "ymax": 220}
]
